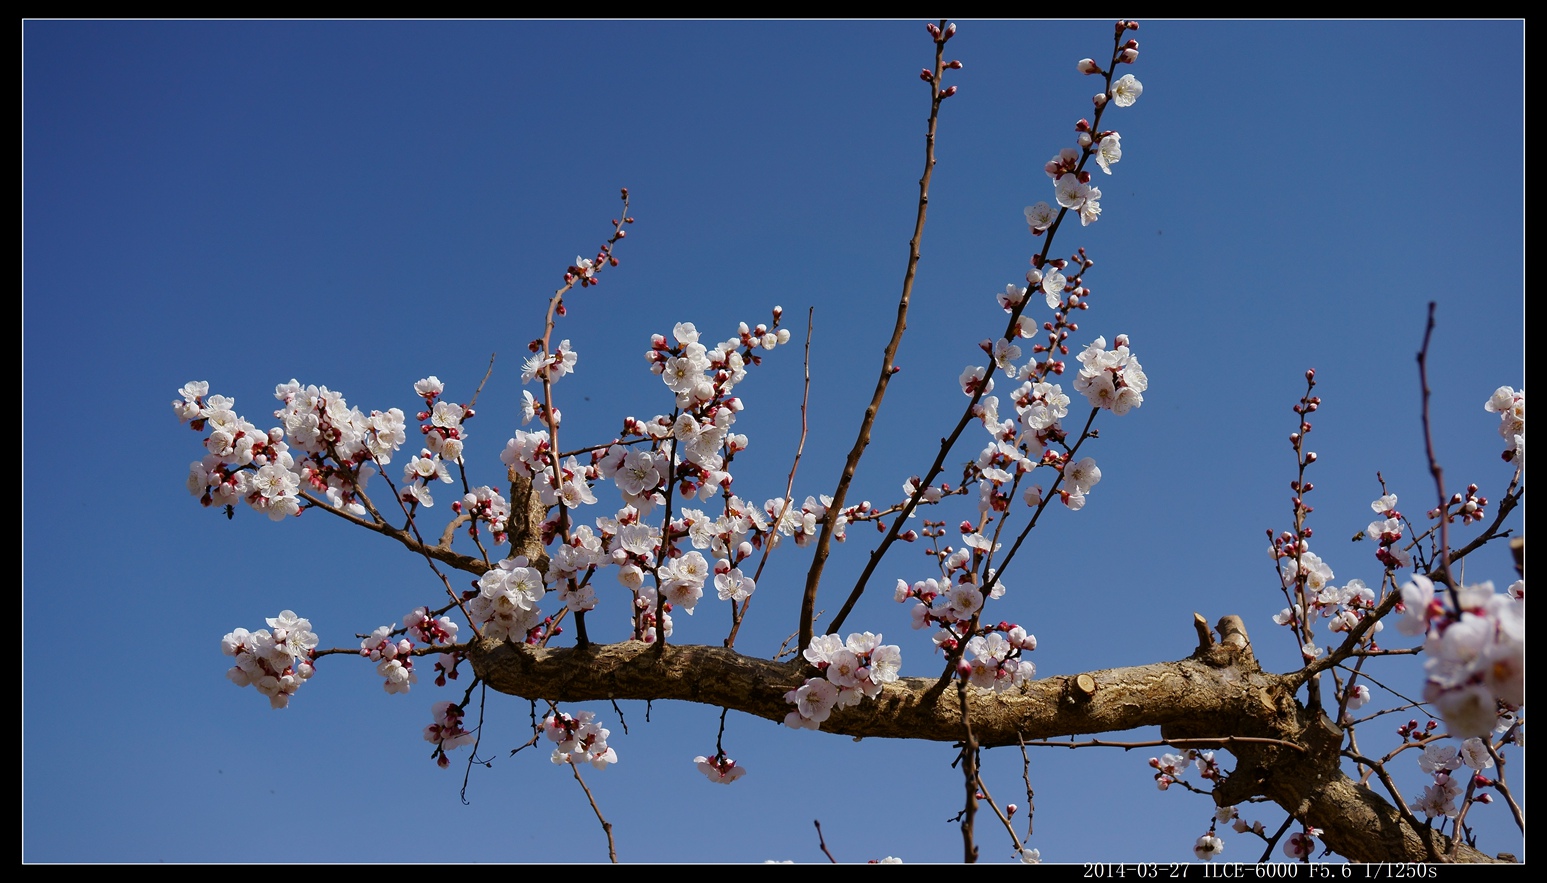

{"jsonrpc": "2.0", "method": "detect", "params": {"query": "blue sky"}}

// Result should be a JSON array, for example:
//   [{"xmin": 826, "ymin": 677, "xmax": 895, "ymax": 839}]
[{"xmin": 24, "ymin": 20, "xmax": 1523, "ymax": 863}]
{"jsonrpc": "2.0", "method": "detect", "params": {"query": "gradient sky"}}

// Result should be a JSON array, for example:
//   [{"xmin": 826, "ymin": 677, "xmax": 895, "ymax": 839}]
[{"xmin": 24, "ymin": 20, "xmax": 1524, "ymax": 864}]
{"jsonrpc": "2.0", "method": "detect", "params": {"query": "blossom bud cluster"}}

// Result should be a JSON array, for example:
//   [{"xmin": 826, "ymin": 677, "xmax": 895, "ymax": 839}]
[
  {"xmin": 454, "ymin": 486, "xmax": 512, "ymax": 545},
  {"xmin": 221, "ymin": 611, "xmax": 318, "ymax": 708},
  {"xmin": 544, "ymin": 710, "xmax": 617, "ymax": 769},
  {"xmin": 404, "ymin": 607, "xmax": 459, "ymax": 644},
  {"xmin": 783, "ymin": 632, "xmax": 902, "ymax": 730},
  {"xmin": 360, "ymin": 625, "xmax": 418, "ymax": 694},
  {"xmin": 1430, "ymin": 484, "xmax": 1490, "ymax": 526}
]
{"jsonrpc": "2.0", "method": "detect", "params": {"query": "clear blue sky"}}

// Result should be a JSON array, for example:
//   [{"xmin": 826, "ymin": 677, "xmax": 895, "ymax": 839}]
[{"xmin": 24, "ymin": 20, "xmax": 1523, "ymax": 863}]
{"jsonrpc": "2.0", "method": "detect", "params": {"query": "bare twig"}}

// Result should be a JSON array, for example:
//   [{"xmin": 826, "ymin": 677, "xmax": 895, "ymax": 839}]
[
  {"xmin": 1017, "ymin": 735, "xmax": 1037, "ymax": 846},
  {"xmin": 956, "ymin": 676, "xmax": 980, "ymax": 863},
  {"xmin": 1017, "ymin": 735, "xmax": 1307, "ymax": 754},
  {"xmin": 568, "ymin": 762, "xmax": 617, "ymax": 863},
  {"xmin": 799, "ymin": 22, "xmax": 953, "ymax": 652},
  {"xmin": 813, "ymin": 819, "xmax": 838, "ymax": 863},
  {"xmin": 1485, "ymin": 737, "xmax": 1524, "ymax": 833},
  {"xmin": 727, "ymin": 307, "xmax": 812, "ymax": 650}
]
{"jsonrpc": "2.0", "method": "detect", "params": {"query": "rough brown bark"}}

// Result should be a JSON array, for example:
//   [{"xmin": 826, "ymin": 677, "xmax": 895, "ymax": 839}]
[{"xmin": 470, "ymin": 615, "xmax": 1505, "ymax": 863}]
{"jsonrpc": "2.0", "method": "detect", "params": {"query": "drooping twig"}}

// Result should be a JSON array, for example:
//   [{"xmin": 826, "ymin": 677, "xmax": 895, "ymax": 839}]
[
  {"xmin": 1017, "ymin": 735, "xmax": 1037, "ymax": 846},
  {"xmin": 459, "ymin": 679, "xmax": 488, "ymax": 804}
]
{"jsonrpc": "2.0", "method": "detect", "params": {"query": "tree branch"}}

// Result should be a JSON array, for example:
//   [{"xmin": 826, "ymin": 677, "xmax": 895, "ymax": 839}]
[{"xmin": 469, "ymin": 615, "xmax": 1504, "ymax": 864}]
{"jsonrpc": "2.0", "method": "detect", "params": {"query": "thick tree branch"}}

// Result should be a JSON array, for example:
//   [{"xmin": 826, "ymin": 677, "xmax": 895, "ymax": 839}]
[{"xmin": 469, "ymin": 615, "xmax": 1504, "ymax": 864}]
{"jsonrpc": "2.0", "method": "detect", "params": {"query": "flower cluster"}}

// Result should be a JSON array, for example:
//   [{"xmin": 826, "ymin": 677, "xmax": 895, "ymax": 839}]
[
  {"xmin": 521, "ymin": 339, "xmax": 577, "ymax": 384},
  {"xmin": 1395, "ymin": 574, "xmax": 1523, "ymax": 738},
  {"xmin": 1272, "ymin": 568, "xmax": 1383, "ymax": 660},
  {"xmin": 961, "ymin": 629, "xmax": 1037, "ymax": 693},
  {"xmin": 1484, "ymin": 386, "xmax": 1525, "ymax": 466},
  {"xmin": 221, "ymin": 611, "xmax": 318, "ymax": 708},
  {"xmin": 693, "ymin": 752, "xmax": 747, "ymax": 784},
  {"xmin": 424, "ymin": 700, "xmax": 475, "ymax": 768},
  {"xmin": 1366, "ymin": 493, "xmax": 1413, "ymax": 570},
  {"xmin": 1404, "ymin": 738, "xmax": 1496, "ymax": 819},
  {"xmin": 544, "ymin": 710, "xmax": 617, "ymax": 769},
  {"xmin": 1282, "ymin": 829, "xmax": 1321, "ymax": 861},
  {"xmin": 896, "ymin": 566, "xmax": 1005, "ymax": 639},
  {"xmin": 1192, "ymin": 833, "xmax": 1224, "ymax": 862},
  {"xmin": 783, "ymin": 632, "xmax": 902, "ymax": 730},
  {"xmin": 469, "ymin": 555, "xmax": 546, "ymax": 643},
  {"xmin": 1148, "ymin": 748, "xmax": 1216, "ymax": 791},
  {"xmin": 176, "ymin": 382, "xmax": 304, "ymax": 520},
  {"xmin": 1073, "ymin": 335, "xmax": 1147, "ymax": 415}
]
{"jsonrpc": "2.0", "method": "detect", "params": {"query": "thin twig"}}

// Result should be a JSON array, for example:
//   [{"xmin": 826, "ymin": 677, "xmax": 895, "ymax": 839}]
[
  {"xmin": 727, "ymin": 307, "xmax": 812, "ymax": 649},
  {"xmin": 1017, "ymin": 735, "xmax": 1036, "ymax": 846},
  {"xmin": 1485, "ymin": 737, "xmax": 1524, "ymax": 832},
  {"xmin": 798, "ymin": 23, "xmax": 953, "ymax": 652},
  {"xmin": 1416, "ymin": 303, "xmax": 1456, "ymax": 604},
  {"xmin": 1346, "ymin": 750, "xmax": 1443, "ymax": 862},
  {"xmin": 568, "ymin": 762, "xmax": 617, "ymax": 863},
  {"xmin": 1017, "ymin": 735, "xmax": 1307, "ymax": 754},
  {"xmin": 814, "ymin": 820, "xmax": 838, "ymax": 863},
  {"xmin": 459, "ymin": 679, "xmax": 488, "ymax": 804},
  {"xmin": 823, "ymin": 25, "xmax": 1133, "ymax": 639},
  {"xmin": 956, "ymin": 676, "xmax": 980, "ymax": 863}
]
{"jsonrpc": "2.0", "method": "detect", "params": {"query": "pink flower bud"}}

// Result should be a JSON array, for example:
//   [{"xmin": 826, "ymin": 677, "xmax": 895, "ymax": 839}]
[
  {"xmin": 920, "ymin": 68, "xmax": 934, "ymax": 82},
  {"xmin": 1077, "ymin": 58, "xmax": 1101, "ymax": 75},
  {"xmin": 940, "ymin": 85, "xmax": 957, "ymax": 98},
  {"xmin": 1093, "ymin": 92, "xmax": 1108, "ymax": 108},
  {"xmin": 943, "ymin": 23, "xmax": 955, "ymax": 39}
]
